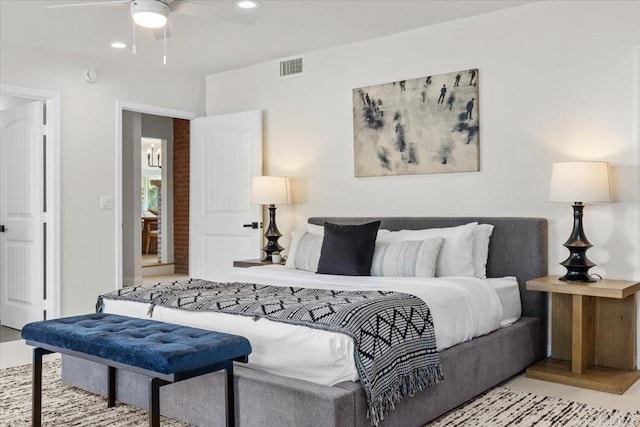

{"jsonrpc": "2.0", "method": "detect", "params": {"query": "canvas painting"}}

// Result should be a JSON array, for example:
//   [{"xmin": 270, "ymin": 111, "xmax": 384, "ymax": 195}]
[{"xmin": 353, "ymin": 69, "xmax": 479, "ymax": 177}]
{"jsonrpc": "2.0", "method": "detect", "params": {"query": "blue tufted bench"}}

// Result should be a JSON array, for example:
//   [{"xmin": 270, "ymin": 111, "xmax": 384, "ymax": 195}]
[{"xmin": 21, "ymin": 313, "xmax": 252, "ymax": 427}]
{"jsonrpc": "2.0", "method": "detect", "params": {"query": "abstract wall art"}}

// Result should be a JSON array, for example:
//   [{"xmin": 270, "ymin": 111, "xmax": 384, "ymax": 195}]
[{"xmin": 353, "ymin": 68, "xmax": 479, "ymax": 177}]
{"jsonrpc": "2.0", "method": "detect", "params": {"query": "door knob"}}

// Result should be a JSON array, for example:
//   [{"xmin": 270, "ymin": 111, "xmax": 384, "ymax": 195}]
[{"xmin": 243, "ymin": 222, "xmax": 260, "ymax": 229}]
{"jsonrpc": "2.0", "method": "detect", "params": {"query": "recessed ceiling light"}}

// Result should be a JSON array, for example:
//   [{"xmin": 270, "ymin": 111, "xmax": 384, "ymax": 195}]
[
  {"xmin": 111, "ymin": 42, "xmax": 128, "ymax": 49},
  {"xmin": 235, "ymin": 0, "xmax": 261, "ymax": 9}
]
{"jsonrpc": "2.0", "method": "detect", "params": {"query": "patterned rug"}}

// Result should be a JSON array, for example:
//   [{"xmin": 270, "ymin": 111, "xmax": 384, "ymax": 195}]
[
  {"xmin": 1, "ymin": 360, "xmax": 639, "ymax": 426},
  {"xmin": 428, "ymin": 387, "xmax": 640, "ymax": 427},
  {"xmin": 1, "ymin": 360, "xmax": 187, "ymax": 426}
]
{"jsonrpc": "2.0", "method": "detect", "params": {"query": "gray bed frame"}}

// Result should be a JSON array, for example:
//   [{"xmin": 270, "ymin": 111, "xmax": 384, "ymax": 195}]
[{"xmin": 62, "ymin": 217, "xmax": 548, "ymax": 427}]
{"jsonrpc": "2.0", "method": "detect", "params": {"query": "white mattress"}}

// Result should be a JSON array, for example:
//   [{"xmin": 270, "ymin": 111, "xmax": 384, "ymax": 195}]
[{"xmin": 103, "ymin": 266, "xmax": 520, "ymax": 386}]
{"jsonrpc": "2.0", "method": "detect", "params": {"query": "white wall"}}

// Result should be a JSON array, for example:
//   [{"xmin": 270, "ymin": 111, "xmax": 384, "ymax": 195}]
[
  {"xmin": 205, "ymin": 1, "xmax": 640, "ymax": 363},
  {"xmin": 0, "ymin": 44, "xmax": 204, "ymax": 316}
]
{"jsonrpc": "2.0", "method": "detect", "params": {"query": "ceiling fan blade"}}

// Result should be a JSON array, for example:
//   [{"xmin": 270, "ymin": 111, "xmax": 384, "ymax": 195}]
[
  {"xmin": 169, "ymin": 1, "xmax": 223, "ymax": 17},
  {"xmin": 218, "ymin": 9, "xmax": 259, "ymax": 26},
  {"xmin": 171, "ymin": 0, "xmax": 258, "ymax": 26},
  {"xmin": 47, "ymin": 0, "xmax": 129, "ymax": 9},
  {"xmin": 152, "ymin": 24, "xmax": 172, "ymax": 40}
]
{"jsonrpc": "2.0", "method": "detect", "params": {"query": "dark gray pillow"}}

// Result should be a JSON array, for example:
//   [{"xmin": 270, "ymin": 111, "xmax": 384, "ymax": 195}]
[{"xmin": 316, "ymin": 221, "xmax": 381, "ymax": 276}]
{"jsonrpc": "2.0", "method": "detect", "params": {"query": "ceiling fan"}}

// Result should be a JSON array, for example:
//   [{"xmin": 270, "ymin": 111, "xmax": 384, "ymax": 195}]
[
  {"xmin": 48, "ymin": 0, "xmax": 260, "ymax": 64},
  {"xmin": 47, "ymin": 0, "xmax": 261, "ymax": 33}
]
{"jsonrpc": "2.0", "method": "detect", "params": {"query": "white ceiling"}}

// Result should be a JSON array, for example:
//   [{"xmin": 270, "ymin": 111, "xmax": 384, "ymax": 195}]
[{"xmin": 0, "ymin": 0, "xmax": 533, "ymax": 76}]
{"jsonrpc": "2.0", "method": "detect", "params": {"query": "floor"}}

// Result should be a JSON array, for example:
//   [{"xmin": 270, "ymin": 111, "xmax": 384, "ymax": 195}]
[
  {"xmin": 141, "ymin": 253, "xmax": 160, "ymax": 266},
  {"xmin": 502, "ymin": 370, "xmax": 640, "ymax": 413},
  {"xmin": 0, "ymin": 325, "xmax": 21, "ymax": 343}
]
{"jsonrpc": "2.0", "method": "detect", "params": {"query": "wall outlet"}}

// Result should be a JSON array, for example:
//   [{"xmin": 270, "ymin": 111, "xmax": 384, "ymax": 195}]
[{"xmin": 100, "ymin": 196, "xmax": 113, "ymax": 210}]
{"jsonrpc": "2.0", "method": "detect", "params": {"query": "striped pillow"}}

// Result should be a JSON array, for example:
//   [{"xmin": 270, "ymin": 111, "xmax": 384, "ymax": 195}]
[
  {"xmin": 370, "ymin": 237, "xmax": 444, "ymax": 277},
  {"xmin": 292, "ymin": 232, "xmax": 323, "ymax": 272}
]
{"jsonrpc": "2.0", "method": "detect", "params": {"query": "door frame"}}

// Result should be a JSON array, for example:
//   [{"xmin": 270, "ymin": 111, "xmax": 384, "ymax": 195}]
[
  {"xmin": 0, "ymin": 83, "xmax": 61, "ymax": 321},
  {"xmin": 634, "ymin": 46, "xmax": 640, "ymax": 368},
  {"xmin": 115, "ymin": 100, "xmax": 198, "ymax": 290},
  {"xmin": 635, "ymin": 46, "xmax": 640, "ymax": 279}
]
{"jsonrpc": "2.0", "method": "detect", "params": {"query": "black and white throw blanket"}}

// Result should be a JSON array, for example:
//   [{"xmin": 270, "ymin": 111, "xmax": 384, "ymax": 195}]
[{"xmin": 97, "ymin": 279, "xmax": 444, "ymax": 425}]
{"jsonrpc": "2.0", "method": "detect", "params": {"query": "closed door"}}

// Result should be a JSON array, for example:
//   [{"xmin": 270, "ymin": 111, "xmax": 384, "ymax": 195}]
[
  {"xmin": 0, "ymin": 101, "xmax": 45, "ymax": 329},
  {"xmin": 190, "ymin": 110, "xmax": 262, "ymax": 280}
]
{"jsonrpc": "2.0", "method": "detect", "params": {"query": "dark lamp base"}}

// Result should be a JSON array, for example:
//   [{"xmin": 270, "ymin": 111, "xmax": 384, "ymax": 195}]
[
  {"xmin": 558, "ymin": 272, "xmax": 597, "ymax": 283},
  {"xmin": 262, "ymin": 204, "xmax": 284, "ymax": 262},
  {"xmin": 559, "ymin": 203, "xmax": 598, "ymax": 284}
]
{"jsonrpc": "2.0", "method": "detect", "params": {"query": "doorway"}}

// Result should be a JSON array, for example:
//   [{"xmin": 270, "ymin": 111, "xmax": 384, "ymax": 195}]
[
  {"xmin": 0, "ymin": 84, "xmax": 61, "ymax": 334},
  {"xmin": 141, "ymin": 137, "xmax": 163, "ymax": 267},
  {"xmin": 116, "ymin": 101, "xmax": 197, "ymax": 289}
]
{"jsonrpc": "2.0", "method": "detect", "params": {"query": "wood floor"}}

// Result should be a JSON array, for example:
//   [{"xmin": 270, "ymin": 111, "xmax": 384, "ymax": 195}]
[
  {"xmin": 142, "ymin": 254, "xmax": 161, "ymax": 266},
  {"xmin": 0, "ymin": 325, "xmax": 21, "ymax": 343}
]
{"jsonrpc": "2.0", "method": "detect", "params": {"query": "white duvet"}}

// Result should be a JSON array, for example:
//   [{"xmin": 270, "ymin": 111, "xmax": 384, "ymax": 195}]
[{"xmin": 102, "ymin": 266, "xmax": 516, "ymax": 386}]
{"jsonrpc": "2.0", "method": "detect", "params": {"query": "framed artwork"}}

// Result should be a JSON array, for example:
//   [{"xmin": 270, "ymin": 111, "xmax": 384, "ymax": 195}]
[{"xmin": 353, "ymin": 68, "xmax": 479, "ymax": 177}]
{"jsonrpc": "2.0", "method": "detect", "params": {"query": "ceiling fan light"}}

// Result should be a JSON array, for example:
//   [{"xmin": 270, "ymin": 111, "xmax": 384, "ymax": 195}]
[
  {"xmin": 235, "ymin": 0, "xmax": 261, "ymax": 9},
  {"xmin": 111, "ymin": 42, "xmax": 128, "ymax": 49},
  {"xmin": 131, "ymin": 0, "xmax": 169, "ymax": 29}
]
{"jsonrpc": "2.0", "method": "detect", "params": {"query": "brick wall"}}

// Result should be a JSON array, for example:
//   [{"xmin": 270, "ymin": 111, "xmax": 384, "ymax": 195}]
[{"xmin": 173, "ymin": 119, "xmax": 190, "ymax": 274}]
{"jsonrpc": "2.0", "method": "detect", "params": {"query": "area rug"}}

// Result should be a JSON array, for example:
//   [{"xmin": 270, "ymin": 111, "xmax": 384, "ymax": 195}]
[
  {"xmin": 1, "ymin": 360, "xmax": 187, "ymax": 426},
  {"xmin": 1, "ymin": 360, "xmax": 639, "ymax": 426},
  {"xmin": 427, "ymin": 387, "xmax": 640, "ymax": 427}
]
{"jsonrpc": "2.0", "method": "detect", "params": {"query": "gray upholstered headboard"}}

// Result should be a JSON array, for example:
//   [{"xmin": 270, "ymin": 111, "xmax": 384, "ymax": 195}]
[{"xmin": 308, "ymin": 217, "xmax": 548, "ymax": 334}]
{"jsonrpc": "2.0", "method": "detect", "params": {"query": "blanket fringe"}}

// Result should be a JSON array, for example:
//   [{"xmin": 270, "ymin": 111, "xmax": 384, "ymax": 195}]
[
  {"xmin": 95, "ymin": 296, "xmax": 104, "ymax": 313},
  {"xmin": 147, "ymin": 303, "xmax": 156, "ymax": 317},
  {"xmin": 366, "ymin": 365, "xmax": 444, "ymax": 426}
]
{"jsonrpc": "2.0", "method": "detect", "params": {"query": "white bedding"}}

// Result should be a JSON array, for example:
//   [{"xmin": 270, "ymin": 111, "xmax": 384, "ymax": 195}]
[{"xmin": 103, "ymin": 266, "xmax": 520, "ymax": 386}]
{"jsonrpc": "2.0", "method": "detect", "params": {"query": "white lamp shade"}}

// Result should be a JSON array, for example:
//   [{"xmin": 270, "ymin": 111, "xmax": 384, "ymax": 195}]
[
  {"xmin": 251, "ymin": 176, "xmax": 291, "ymax": 205},
  {"xmin": 549, "ymin": 161, "xmax": 611, "ymax": 203},
  {"xmin": 131, "ymin": 0, "xmax": 169, "ymax": 28}
]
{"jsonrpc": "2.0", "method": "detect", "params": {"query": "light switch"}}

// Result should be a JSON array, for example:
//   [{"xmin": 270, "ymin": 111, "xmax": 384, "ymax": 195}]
[{"xmin": 100, "ymin": 196, "xmax": 113, "ymax": 210}]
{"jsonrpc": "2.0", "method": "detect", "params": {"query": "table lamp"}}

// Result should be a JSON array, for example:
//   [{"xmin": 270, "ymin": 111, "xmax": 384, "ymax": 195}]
[
  {"xmin": 251, "ymin": 176, "xmax": 291, "ymax": 261},
  {"xmin": 549, "ymin": 161, "xmax": 611, "ymax": 282}
]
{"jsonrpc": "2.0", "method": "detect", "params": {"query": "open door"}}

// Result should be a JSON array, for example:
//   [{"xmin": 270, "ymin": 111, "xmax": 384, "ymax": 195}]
[
  {"xmin": 190, "ymin": 110, "xmax": 262, "ymax": 280},
  {"xmin": 0, "ymin": 101, "xmax": 45, "ymax": 329}
]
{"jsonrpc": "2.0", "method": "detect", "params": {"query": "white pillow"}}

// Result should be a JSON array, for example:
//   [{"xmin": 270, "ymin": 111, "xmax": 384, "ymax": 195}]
[
  {"xmin": 371, "ymin": 238, "xmax": 443, "ymax": 277},
  {"xmin": 284, "ymin": 230, "xmax": 322, "ymax": 272},
  {"xmin": 472, "ymin": 224, "xmax": 494, "ymax": 278},
  {"xmin": 284, "ymin": 229, "xmax": 304, "ymax": 269},
  {"xmin": 378, "ymin": 222, "xmax": 477, "ymax": 277}
]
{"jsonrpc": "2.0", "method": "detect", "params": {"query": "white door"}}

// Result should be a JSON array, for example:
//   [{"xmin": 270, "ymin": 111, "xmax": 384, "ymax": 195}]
[
  {"xmin": 0, "ymin": 101, "xmax": 45, "ymax": 329},
  {"xmin": 190, "ymin": 110, "xmax": 262, "ymax": 280}
]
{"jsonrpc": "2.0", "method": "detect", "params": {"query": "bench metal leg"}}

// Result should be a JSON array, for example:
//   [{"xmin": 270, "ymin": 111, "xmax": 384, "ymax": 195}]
[
  {"xmin": 149, "ymin": 377, "xmax": 161, "ymax": 427},
  {"xmin": 225, "ymin": 362, "xmax": 235, "ymax": 427},
  {"xmin": 107, "ymin": 366, "xmax": 116, "ymax": 408},
  {"xmin": 32, "ymin": 348, "xmax": 45, "ymax": 427},
  {"xmin": 148, "ymin": 377, "xmax": 169, "ymax": 427}
]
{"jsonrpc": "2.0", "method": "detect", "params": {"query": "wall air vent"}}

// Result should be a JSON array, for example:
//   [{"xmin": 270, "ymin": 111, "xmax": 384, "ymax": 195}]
[{"xmin": 279, "ymin": 56, "xmax": 304, "ymax": 78}]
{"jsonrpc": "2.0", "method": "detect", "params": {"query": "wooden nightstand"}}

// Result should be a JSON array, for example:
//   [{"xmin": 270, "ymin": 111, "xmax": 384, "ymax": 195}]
[
  {"xmin": 526, "ymin": 275, "xmax": 640, "ymax": 394},
  {"xmin": 233, "ymin": 259, "xmax": 282, "ymax": 268}
]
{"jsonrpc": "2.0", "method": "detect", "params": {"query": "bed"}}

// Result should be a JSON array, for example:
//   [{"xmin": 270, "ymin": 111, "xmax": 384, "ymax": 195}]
[{"xmin": 61, "ymin": 216, "xmax": 548, "ymax": 427}]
